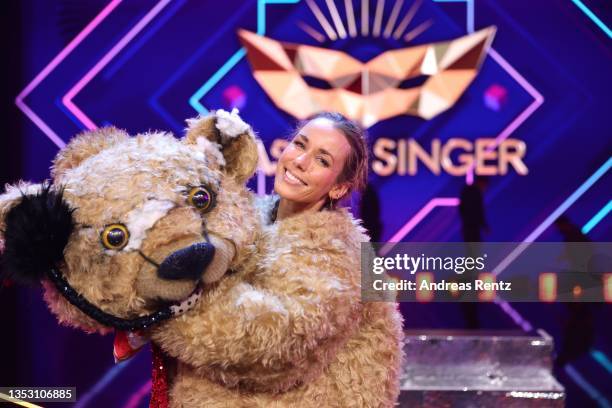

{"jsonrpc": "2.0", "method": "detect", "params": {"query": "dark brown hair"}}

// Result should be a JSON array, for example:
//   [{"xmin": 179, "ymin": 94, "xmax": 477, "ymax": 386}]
[{"xmin": 295, "ymin": 112, "xmax": 368, "ymax": 205}]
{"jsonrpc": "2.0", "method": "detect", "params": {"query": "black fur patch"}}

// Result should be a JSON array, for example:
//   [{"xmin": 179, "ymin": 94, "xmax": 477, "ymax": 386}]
[{"xmin": 2, "ymin": 183, "xmax": 75, "ymax": 285}]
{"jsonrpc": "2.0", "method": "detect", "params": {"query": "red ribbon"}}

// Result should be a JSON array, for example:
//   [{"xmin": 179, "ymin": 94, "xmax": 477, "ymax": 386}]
[
  {"xmin": 113, "ymin": 331, "xmax": 170, "ymax": 407},
  {"xmin": 150, "ymin": 343, "xmax": 170, "ymax": 408}
]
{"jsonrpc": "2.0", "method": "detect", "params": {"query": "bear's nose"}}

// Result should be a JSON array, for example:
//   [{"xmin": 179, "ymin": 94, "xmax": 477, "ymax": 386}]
[{"xmin": 157, "ymin": 242, "xmax": 215, "ymax": 281}]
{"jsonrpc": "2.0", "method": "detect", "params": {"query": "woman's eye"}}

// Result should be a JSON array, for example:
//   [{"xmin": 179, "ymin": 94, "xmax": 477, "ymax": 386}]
[
  {"xmin": 187, "ymin": 186, "xmax": 216, "ymax": 212},
  {"xmin": 317, "ymin": 157, "xmax": 330, "ymax": 167},
  {"xmin": 294, "ymin": 140, "xmax": 305, "ymax": 149},
  {"xmin": 101, "ymin": 224, "xmax": 129, "ymax": 250}
]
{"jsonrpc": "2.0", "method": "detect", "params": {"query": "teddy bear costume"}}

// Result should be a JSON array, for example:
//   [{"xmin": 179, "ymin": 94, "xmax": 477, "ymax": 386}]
[
  {"xmin": 1, "ymin": 110, "xmax": 403, "ymax": 407},
  {"xmin": 151, "ymin": 194, "xmax": 404, "ymax": 407}
]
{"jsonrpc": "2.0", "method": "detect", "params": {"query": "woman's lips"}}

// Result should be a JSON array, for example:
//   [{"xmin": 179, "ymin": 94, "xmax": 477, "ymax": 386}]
[{"xmin": 284, "ymin": 168, "xmax": 307, "ymax": 186}]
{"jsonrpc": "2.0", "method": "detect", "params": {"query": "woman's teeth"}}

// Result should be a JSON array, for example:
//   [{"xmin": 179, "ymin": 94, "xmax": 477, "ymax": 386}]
[{"xmin": 285, "ymin": 169, "xmax": 305, "ymax": 185}]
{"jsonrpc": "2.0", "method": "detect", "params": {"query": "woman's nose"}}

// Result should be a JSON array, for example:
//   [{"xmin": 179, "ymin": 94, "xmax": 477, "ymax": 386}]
[{"xmin": 293, "ymin": 152, "xmax": 310, "ymax": 170}]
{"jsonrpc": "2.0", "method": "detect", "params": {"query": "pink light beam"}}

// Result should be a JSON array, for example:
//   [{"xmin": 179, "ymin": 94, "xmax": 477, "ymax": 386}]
[
  {"xmin": 122, "ymin": 379, "xmax": 152, "ymax": 408},
  {"xmin": 15, "ymin": 0, "xmax": 123, "ymax": 148},
  {"xmin": 62, "ymin": 0, "xmax": 172, "ymax": 130},
  {"xmin": 380, "ymin": 197, "xmax": 460, "ymax": 255}
]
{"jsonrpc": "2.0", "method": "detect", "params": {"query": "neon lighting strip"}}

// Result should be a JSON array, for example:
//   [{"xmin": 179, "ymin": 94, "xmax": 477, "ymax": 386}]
[
  {"xmin": 103, "ymin": 0, "xmax": 188, "ymax": 79},
  {"xmin": 488, "ymin": 48, "xmax": 546, "ymax": 144},
  {"xmin": 380, "ymin": 198, "xmax": 459, "ymax": 255},
  {"xmin": 189, "ymin": 49, "xmax": 246, "ymax": 115},
  {"xmin": 465, "ymin": 47, "xmax": 544, "ymax": 184},
  {"xmin": 570, "ymin": 0, "xmax": 612, "ymax": 38},
  {"xmin": 257, "ymin": 170, "xmax": 266, "ymax": 196},
  {"xmin": 433, "ymin": 0, "xmax": 474, "ymax": 33},
  {"xmin": 189, "ymin": 0, "xmax": 301, "ymax": 114},
  {"xmin": 582, "ymin": 200, "xmax": 612, "ymax": 234},
  {"xmin": 62, "ymin": 0, "xmax": 172, "ymax": 130},
  {"xmin": 492, "ymin": 157, "xmax": 612, "ymax": 276},
  {"xmin": 591, "ymin": 350, "xmax": 612, "ymax": 374},
  {"xmin": 74, "ymin": 358, "xmax": 133, "ymax": 408},
  {"xmin": 494, "ymin": 298, "xmax": 533, "ymax": 332},
  {"xmin": 15, "ymin": 0, "xmax": 123, "ymax": 147},
  {"xmin": 122, "ymin": 380, "xmax": 152, "ymax": 408},
  {"xmin": 148, "ymin": 0, "xmax": 255, "ymax": 131},
  {"xmin": 565, "ymin": 364, "xmax": 612, "ymax": 407}
]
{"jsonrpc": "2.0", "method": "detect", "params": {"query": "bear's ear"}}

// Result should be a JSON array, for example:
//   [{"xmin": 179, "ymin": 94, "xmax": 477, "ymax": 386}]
[
  {"xmin": 0, "ymin": 182, "xmax": 75, "ymax": 285},
  {"xmin": 183, "ymin": 109, "xmax": 259, "ymax": 184},
  {"xmin": 52, "ymin": 127, "xmax": 130, "ymax": 179}
]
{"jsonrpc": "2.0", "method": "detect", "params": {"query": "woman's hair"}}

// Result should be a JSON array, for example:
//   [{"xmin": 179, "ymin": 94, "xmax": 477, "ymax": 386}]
[{"xmin": 295, "ymin": 112, "xmax": 368, "ymax": 204}]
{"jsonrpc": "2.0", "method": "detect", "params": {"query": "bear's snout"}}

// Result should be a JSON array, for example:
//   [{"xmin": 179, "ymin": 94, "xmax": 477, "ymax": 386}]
[{"xmin": 158, "ymin": 242, "xmax": 215, "ymax": 281}]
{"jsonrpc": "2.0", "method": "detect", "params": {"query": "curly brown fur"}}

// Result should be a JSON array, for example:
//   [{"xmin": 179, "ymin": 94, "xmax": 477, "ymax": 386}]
[
  {"xmin": 51, "ymin": 127, "xmax": 130, "ymax": 180},
  {"xmin": 152, "ymin": 204, "xmax": 404, "ymax": 407}
]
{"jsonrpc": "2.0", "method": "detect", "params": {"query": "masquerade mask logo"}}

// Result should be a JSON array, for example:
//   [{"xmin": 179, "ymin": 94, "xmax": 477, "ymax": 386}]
[{"xmin": 238, "ymin": 0, "xmax": 496, "ymax": 128}]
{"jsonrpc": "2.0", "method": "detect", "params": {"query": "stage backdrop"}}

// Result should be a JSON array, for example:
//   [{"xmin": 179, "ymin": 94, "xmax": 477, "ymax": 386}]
[{"xmin": 6, "ymin": 0, "xmax": 611, "ymax": 407}]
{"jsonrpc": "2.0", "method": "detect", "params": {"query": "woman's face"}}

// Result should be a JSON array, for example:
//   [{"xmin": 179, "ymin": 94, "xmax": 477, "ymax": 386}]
[{"xmin": 274, "ymin": 118, "xmax": 351, "ymax": 205}]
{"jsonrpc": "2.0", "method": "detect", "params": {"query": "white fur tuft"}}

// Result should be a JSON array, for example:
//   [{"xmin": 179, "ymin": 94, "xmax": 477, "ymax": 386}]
[{"xmin": 215, "ymin": 108, "xmax": 250, "ymax": 138}]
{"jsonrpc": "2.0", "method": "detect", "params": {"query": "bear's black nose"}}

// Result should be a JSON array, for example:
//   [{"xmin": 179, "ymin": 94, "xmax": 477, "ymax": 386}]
[{"xmin": 158, "ymin": 242, "xmax": 215, "ymax": 281}]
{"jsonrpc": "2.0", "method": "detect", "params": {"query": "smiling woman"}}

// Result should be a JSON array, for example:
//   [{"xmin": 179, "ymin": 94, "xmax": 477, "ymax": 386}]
[
  {"xmin": 273, "ymin": 111, "xmax": 369, "ymax": 219},
  {"xmin": 254, "ymin": 112, "xmax": 404, "ymax": 406}
]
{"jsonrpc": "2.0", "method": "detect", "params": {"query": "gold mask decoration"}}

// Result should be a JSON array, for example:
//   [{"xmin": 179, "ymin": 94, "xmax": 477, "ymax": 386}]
[{"xmin": 238, "ymin": 27, "xmax": 496, "ymax": 128}]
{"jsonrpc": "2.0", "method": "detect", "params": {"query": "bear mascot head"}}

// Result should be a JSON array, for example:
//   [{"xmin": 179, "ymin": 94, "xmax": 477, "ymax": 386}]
[
  {"xmin": 0, "ymin": 109, "xmax": 403, "ymax": 407},
  {"xmin": 0, "ymin": 109, "xmax": 259, "ymax": 335}
]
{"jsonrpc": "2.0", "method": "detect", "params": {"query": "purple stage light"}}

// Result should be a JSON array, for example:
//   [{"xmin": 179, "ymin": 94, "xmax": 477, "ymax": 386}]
[
  {"xmin": 484, "ymin": 83, "xmax": 508, "ymax": 111},
  {"xmin": 222, "ymin": 85, "xmax": 247, "ymax": 110}
]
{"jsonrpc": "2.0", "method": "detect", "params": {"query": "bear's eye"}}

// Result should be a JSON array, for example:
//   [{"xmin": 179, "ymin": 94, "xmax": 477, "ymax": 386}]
[
  {"xmin": 187, "ymin": 186, "xmax": 215, "ymax": 213},
  {"xmin": 101, "ymin": 224, "xmax": 130, "ymax": 250}
]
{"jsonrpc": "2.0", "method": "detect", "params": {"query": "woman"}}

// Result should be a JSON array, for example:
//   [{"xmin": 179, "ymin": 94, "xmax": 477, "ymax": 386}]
[
  {"xmin": 271, "ymin": 111, "xmax": 367, "ymax": 219},
  {"xmin": 247, "ymin": 112, "xmax": 405, "ymax": 406}
]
